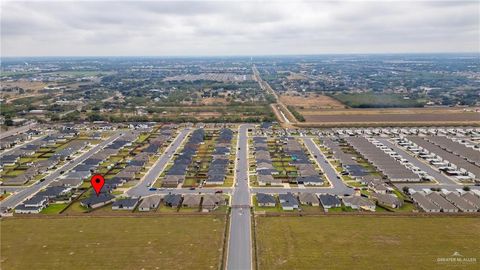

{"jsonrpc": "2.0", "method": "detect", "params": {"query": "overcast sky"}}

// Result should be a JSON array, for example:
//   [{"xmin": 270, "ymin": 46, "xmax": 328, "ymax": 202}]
[{"xmin": 1, "ymin": 0, "xmax": 479, "ymax": 56}]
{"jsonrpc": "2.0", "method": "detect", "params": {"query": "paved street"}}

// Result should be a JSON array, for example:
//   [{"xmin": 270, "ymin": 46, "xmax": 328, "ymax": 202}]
[
  {"xmin": 227, "ymin": 124, "xmax": 253, "ymax": 270},
  {"xmin": 127, "ymin": 128, "xmax": 191, "ymax": 197},
  {"xmin": 394, "ymin": 183, "xmax": 480, "ymax": 193},
  {"xmin": 377, "ymin": 138, "xmax": 459, "ymax": 186},
  {"xmin": 252, "ymin": 187, "xmax": 353, "ymax": 195},
  {"xmin": 0, "ymin": 121, "xmax": 37, "ymax": 140},
  {"xmin": 301, "ymin": 138, "xmax": 353, "ymax": 195},
  {"xmin": 0, "ymin": 186, "xmax": 26, "ymax": 193},
  {"xmin": 0, "ymin": 131, "xmax": 123, "ymax": 210}
]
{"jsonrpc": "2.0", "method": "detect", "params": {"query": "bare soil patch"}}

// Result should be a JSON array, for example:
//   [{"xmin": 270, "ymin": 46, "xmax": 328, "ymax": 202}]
[
  {"xmin": 1, "ymin": 81, "xmax": 48, "ymax": 92},
  {"xmin": 200, "ymin": 97, "xmax": 229, "ymax": 105},
  {"xmin": 301, "ymin": 107, "xmax": 480, "ymax": 123},
  {"xmin": 280, "ymin": 92, "xmax": 345, "ymax": 110}
]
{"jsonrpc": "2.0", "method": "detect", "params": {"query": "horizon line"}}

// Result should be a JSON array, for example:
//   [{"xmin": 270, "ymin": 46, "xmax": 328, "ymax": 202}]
[{"xmin": 1, "ymin": 52, "xmax": 480, "ymax": 59}]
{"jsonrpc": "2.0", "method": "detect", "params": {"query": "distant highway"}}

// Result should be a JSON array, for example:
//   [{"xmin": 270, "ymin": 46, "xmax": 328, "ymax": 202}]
[
  {"xmin": 252, "ymin": 65, "xmax": 297, "ymax": 126},
  {"xmin": 278, "ymin": 106, "xmax": 291, "ymax": 124}
]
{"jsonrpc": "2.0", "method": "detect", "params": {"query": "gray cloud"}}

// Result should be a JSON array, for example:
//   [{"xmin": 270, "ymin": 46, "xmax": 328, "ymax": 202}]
[{"xmin": 1, "ymin": 0, "xmax": 478, "ymax": 56}]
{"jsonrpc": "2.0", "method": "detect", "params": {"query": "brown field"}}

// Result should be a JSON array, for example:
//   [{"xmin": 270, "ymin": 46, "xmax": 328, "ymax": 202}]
[
  {"xmin": 200, "ymin": 97, "xmax": 229, "ymax": 105},
  {"xmin": 280, "ymin": 92, "xmax": 345, "ymax": 110},
  {"xmin": 1, "ymin": 81, "xmax": 48, "ymax": 91},
  {"xmin": 298, "ymin": 107, "xmax": 480, "ymax": 126},
  {"xmin": 194, "ymin": 111, "xmax": 224, "ymax": 118},
  {"xmin": 1, "ymin": 81, "xmax": 50, "ymax": 102}
]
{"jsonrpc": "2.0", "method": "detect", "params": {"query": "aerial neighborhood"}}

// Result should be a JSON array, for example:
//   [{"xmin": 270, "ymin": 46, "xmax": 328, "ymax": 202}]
[
  {"xmin": 1, "ymin": 121, "xmax": 479, "ymax": 217},
  {"xmin": 1, "ymin": 54, "xmax": 479, "ymax": 270}
]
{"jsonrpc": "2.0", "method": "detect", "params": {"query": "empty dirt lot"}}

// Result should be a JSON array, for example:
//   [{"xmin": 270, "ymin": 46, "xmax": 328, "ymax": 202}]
[
  {"xmin": 298, "ymin": 108, "xmax": 480, "ymax": 126},
  {"xmin": 280, "ymin": 93, "xmax": 345, "ymax": 110}
]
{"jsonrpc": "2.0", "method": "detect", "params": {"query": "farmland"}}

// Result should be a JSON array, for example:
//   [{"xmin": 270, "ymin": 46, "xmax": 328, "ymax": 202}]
[
  {"xmin": 331, "ymin": 93, "xmax": 426, "ymax": 108},
  {"xmin": 297, "ymin": 107, "xmax": 480, "ymax": 126},
  {"xmin": 1, "ymin": 216, "xmax": 226, "ymax": 270},
  {"xmin": 255, "ymin": 216, "xmax": 480, "ymax": 270},
  {"xmin": 279, "ymin": 92, "xmax": 345, "ymax": 110}
]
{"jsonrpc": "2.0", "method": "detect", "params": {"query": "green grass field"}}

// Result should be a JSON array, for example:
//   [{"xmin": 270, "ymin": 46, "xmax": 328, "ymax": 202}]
[
  {"xmin": 40, "ymin": 203, "xmax": 68, "ymax": 214},
  {"xmin": 1, "ymin": 216, "xmax": 226, "ymax": 270},
  {"xmin": 256, "ymin": 216, "xmax": 480, "ymax": 270},
  {"xmin": 333, "ymin": 93, "xmax": 426, "ymax": 108}
]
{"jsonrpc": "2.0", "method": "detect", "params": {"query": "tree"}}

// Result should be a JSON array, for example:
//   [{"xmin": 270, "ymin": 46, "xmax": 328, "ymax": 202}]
[
  {"xmin": 4, "ymin": 115, "xmax": 13, "ymax": 126},
  {"xmin": 402, "ymin": 186, "xmax": 410, "ymax": 195},
  {"xmin": 88, "ymin": 113, "xmax": 105, "ymax": 122}
]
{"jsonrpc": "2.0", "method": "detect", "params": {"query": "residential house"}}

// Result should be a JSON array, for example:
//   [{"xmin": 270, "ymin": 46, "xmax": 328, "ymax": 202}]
[
  {"xmin": 278, "ymin": 192, "xmax": 299, "ymax": 211},
  {"xmin": 138, "ymin": 195, "xmax": 162, "ymax": 211},
  {"xmin": 411, "ymin": 192, "xmax": 441, "ymax": 213},
  {"xmin": 298, "ymin": 193, "xmax": 319, "ymax": 206},
  {"xmin": 462, "ymin": 192, "xmax": 480, "ymax": 209},
  {"xmin": 163, "ymin": 194, "xmax": 182, "ymax": 208},
  {"xmin": 256, "ymin": 193, "xmax": 276, "ymax": 207},
  {"xmin": 342, "ymin": 196, "xmax": 376, "ymax": 211},
  {"xmin": 15, "ymin": 195, "xmax": 48, "ymax": 214},
  {"xmin": 318, "ymin": 194, "xmax": 341, "ymax": 211},
  {"xmin": 182, "ymin": 194, "xmax": 201, "ymax": 208},
  {"xmin": 372, "ymin": 193, "xmax": 403, "ymax": 209},
  {"xmin": 202, "ymin": 194, "xmax": 226, "ymax": 211},
  {"xmin": 297, "ymin": 175, "xmax": 323, "ymax": 186},
  {"xmin": 258, "ymin": 174, "xmax": 281, "ymax": 186},
  {"xmin": 425, "ymin": 192, "xmax": 458, "ymax": 213},
  {"xmin": 368, "ymin": 180, "xmax": 390, "ymax": 194},
  {"xmin": 80, "ymin": 193, "xmax": 115, "ymax": 209},
  {"xmin": 112, "ymin": 198, "xmax": 140, "ymax": 210},
  {"xmin": 443, "ymin": 192, "xmax": 478, "ymax": 212}
]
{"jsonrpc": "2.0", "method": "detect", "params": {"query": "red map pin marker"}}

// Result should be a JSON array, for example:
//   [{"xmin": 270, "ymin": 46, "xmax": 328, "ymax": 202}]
[{"xmin": 90, "ymin": 174, "xmax": 105, "ymax": 196}]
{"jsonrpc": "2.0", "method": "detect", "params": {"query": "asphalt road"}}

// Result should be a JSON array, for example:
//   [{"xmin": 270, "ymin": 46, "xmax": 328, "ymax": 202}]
[
  {"xmin": 0, "ymin": 131, "xmax": 123, "ymax": 210},
  {"xmin": 394, "ymin": 183, "xmax": 480, "ymax": 193},
  {"xmin": 127, "ymin": 128, "xmax": 191, "ymax": 197},
  {"xmin": 0, "ymin": 121, "xmax": 37, "ymax": 140},
  {"xmin": 377, "ymin": 138, "xmax": 459, "ymax": 186},
  {"xmin": 227, "ymin": 124, "xmax": 253, "ymax": 270},
  {"xmin": 251, "ymin": 187, "xmax": 353, "ymax": 195},
  {"xmin": 301, "ymin": 138, "xmax": 353, "ymax": 195},
  {"xmin": 0, "ymin": 134, "xmax": 50, "ymax": 158},
  {"xmin": 0, "ymin": 186, "xmax": 26, "ymax": 193}
]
